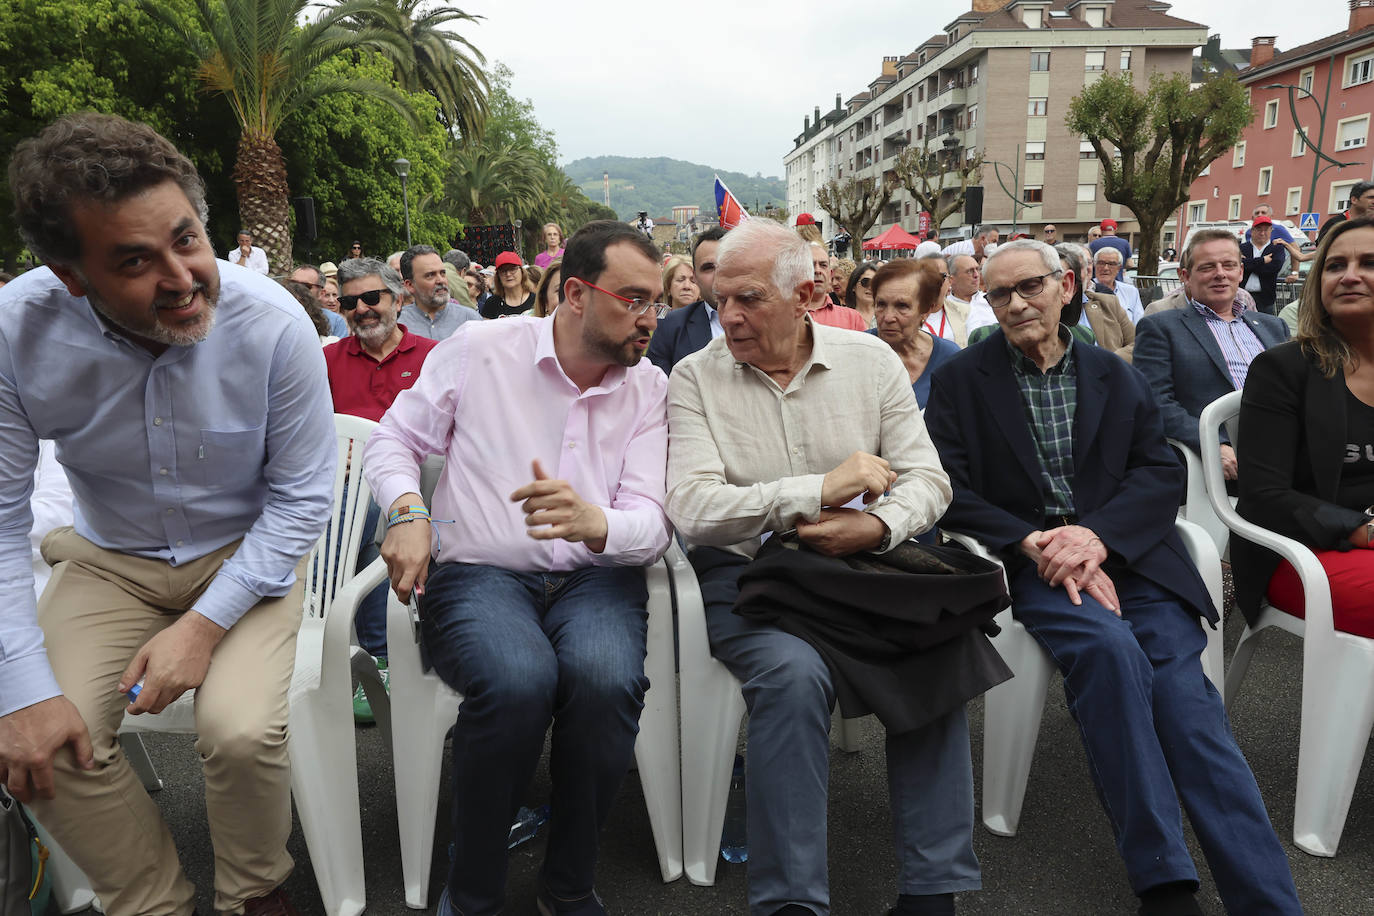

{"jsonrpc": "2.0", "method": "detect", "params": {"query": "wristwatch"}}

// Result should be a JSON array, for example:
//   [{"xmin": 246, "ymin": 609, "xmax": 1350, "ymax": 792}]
[
  {"xmin": 1364, "ymin": 506, "xmax": 1374, "ymax": 547},
  {"xmin": 875, "ymin": 521, "xmax": 892, "ymax": 552}
]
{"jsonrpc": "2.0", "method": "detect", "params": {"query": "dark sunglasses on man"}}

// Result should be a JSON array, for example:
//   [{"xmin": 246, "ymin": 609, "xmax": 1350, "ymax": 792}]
[{"xmin": 337, "ymin": 288, "xmax": 387, "ymax": 311}]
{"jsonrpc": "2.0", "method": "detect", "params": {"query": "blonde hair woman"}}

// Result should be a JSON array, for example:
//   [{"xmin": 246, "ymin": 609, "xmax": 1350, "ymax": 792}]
[{"xmin": 662, "ymin": 256, "xmax": 700, "ymax": 310}]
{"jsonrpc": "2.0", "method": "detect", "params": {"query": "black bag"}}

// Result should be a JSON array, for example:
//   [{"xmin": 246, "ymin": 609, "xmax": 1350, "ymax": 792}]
[{"xmin": 0, "ymin": 786, "xmax": 51, "ymax": 916}]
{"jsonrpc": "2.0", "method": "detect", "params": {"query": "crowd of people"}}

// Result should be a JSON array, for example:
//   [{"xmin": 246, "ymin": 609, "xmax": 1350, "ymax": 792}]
[{"xmin": 0, "ymin": 110, "xmax": 1369, "ymax": 916}]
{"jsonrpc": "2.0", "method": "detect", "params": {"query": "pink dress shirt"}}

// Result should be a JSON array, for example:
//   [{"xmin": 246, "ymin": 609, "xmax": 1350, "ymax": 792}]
[
  {"xmin": 807, "ymin": 302, "xmax": 869, "ymax": 331},
  {"xmin": 363, "ymin": 315, "xmax": 671, "ymax": 572}
]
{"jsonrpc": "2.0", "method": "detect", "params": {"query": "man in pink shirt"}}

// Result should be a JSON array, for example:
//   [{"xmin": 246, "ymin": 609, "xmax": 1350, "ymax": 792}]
[
  {"xmin": 805, "ymin": 241, "xmax": 867, "ymax": 330},
  {"xmin": 363, "ymin": 221, "xmax": 672, "ymax": 916}
]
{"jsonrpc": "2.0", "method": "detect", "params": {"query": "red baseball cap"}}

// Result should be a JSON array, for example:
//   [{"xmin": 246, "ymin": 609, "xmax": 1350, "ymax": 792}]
[
  {"xmin": 1251, "ymin": 215, "xmax": 1273, "ymax": 227},
  {"xmin": 1100, "ymin": 218, "xmax": 1118, "ymax": 231},
  {"xmin": 796, "ymin": 213, "xmax": 816, "ymax": 225},
  {"xmin": 494, "ymin": 251, "xmax": 522, "ymax": 269}
]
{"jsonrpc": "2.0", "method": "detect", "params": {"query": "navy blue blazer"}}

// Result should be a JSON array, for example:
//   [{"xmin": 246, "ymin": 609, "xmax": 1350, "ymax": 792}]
[
  {"xmin": 647, "ymin": 300, "xmax": 712, "ymax": 375},
  {"xmin": 1132, "ymin": 303, "xmax": 1288, "ymax": 452},
  {"xmin": 924, "ymin": 330, "xmax": 1214, "ymax": 622}
]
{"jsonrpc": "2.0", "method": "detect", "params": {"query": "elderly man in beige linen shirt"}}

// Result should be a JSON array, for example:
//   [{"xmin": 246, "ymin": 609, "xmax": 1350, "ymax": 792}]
[{"xmin": 665, "ymin": 218, "xmax": 979, "ymax": 916}]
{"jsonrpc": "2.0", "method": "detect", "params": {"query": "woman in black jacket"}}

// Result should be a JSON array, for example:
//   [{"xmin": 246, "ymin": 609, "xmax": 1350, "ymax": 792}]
[{"xmin": 1236, "ymin": 216, "xmax": 1374, "ymax": 635}]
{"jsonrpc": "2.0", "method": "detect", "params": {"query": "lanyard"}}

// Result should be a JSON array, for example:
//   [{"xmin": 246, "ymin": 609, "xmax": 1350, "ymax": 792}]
[{"xmin": 923, "ymin": 310, "xmax": 948, "ymax": 339}]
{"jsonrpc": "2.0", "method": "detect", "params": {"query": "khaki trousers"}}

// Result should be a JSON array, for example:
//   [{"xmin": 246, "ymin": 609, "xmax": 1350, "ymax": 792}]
[{"xmin": 28, "ymin": 528, "xmax": 304, "ymax": 916}]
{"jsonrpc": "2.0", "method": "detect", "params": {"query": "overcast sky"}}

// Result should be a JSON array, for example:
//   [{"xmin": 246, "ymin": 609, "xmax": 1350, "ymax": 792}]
[{"xmin": 462, "ymin": 0, "xmax": 1351, "ymax": 178}]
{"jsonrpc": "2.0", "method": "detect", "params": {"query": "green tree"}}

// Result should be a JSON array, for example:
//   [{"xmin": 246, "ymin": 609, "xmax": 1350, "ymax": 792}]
[
  {"xmin": 0, "ymin": 0, "xmax": 239, "ymax": 267},
  {"xmin": 482, "ymin": 62, "xmax": 559, "ymax": 162},
  {"xmin": 816, "ymin": 175, "xmax": 895, "ymax": 253},
  {"xmin": 139, "ymin": 0, "xmax": 421, "ymax": 273},
  {"xmin": 278, "ymin": 52, "xmax": 462, "ymax": 263},
  {"xmin": 892, "ymin": 140, "xmax": 984, "ymax": 234},
  {"xmin": 1066, "ymin": 71, "xmax": 1251, "ymax": 276},
  {"xmin": 340, "ymin": 0, "xmax": 488, "ymax": 140},
  {"xmin": 442, "ymin": 140, "xmax": 543, "ymax": 226}
]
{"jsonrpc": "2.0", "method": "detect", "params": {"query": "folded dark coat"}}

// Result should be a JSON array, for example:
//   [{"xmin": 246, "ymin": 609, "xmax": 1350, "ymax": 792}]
[{"xmin": 734, "ymin": 535, "xmax": 1012, "ymax": 735}]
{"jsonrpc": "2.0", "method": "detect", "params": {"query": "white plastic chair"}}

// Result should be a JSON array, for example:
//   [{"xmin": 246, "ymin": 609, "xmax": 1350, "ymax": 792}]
[
  {"xmin": 1167, "ymin": 437, "xmax": 1232, "ymax": 557},
  {"xmin": 42, "ymin": 414, "xmax": 387, "ymax": 916},
  {"xmin": 1201, "ymin": 390, "xmax": 1374, "ymax": 857},
  {"xmin": 944, "ymin": 521, "xmax": 1225, "ymax": 838},
  {"xmin": 673, "ymin": 540, "xmax": 881, "ymax": 887},
  {"xmin": 383, "ymin": 456, "xmax": 683, "ymax": 909}
]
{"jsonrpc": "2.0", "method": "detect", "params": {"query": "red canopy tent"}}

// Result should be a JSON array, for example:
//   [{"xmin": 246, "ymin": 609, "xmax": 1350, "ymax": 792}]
[{"xmin": 862, "ymin": 224, "xmax": 922, "ymax": 251}]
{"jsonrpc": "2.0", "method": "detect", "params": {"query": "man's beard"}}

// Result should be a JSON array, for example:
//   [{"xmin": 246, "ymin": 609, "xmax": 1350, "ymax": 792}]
[
  {"xmin": 353, "ymin": 308, "xmax": 398, "ymax": 348},
  {"xmin": 582, "ymin": 310, "xmax": 645, "ymax": 368},
  {"xmin": 417, "ymin": 283, "xmax": 448, "ymax": 311},
  {"xmin": 85, "ymin": 277, "xmax": 220, "ymax": 347}
]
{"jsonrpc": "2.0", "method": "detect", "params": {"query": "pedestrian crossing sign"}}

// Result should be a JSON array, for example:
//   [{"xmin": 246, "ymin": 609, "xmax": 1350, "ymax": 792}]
[{"xmin": 1299, "ymin": 212, "xmax": 1320, "ymax": 231}]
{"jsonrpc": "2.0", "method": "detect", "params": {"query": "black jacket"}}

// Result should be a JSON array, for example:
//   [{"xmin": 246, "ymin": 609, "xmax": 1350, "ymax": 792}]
[{"xmin": 734, "ymin": 535, "xmax": 1011, "ymax": 734}]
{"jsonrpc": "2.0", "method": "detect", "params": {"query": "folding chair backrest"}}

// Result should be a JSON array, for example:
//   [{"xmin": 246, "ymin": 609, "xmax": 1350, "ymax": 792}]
[{"xmin": 304, "ymin": 414, "xmax": 379, "ymax": 620}]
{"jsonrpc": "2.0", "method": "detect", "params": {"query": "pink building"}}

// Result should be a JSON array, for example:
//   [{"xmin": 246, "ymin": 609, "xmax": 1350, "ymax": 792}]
[{"xmin": 1183, "ymin": 1, "xmax": 1374, "ymax": 242}]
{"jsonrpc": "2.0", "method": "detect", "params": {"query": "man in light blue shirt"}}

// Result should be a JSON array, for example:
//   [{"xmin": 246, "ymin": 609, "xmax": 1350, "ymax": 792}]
[
  {"xmin": 0, "ymin": 113, "xmax": 335, "ymax": 916},
  {"xmin": 1090, "ymin": 247, "xmax": 1145, "ymax": 324}
]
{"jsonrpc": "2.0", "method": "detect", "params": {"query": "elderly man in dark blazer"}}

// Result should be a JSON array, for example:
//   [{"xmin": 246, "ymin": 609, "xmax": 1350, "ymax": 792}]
[
  {"xmin": 647, "ymin": 227, "xmax": 725, "ymax": 375},
  {"xmin": 1134, "ymin": 229, "xmax": 1288, "ymax": 480},
  {"xmin": 924, "ymin": 239, "xmax": 1301, "ymax": 916}
]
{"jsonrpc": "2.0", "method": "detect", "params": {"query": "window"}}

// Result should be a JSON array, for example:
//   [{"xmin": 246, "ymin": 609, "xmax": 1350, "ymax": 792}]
[
  {"xmin": 1188, "ymin": 202, "xmax": 1207, "ymax": 223},
  {"xmin": 1080, "ymin": 139, "xmax": 1096, "ymax": 159},
  {"xmin": 1264, "ymin": 99, "xmax": 1279, "ymax": 129},
  {"xmin": 969, "ymin": 63, "xmax": 979, "ymax": 84},
  {"xmin": 1338, "ymin": 114, "xmax": 1369, "ymax": 149},
  {"xmin": 905, "ymin": 202, "xmax": 911, "ymax": 216},
  {"xmin": 1293, "ymin": 129, "xmax": 1307, "ymax": 157},
  {"xmin": 1030, "ymin": 51, "xmax": 1050, "ymax": 71},
  {"xmin": 1028, "ymin": 97, "xmax": 1048, "ymax": 116},
  {"xmin": 906, "ymin": 92, "xmax": 912, "ymax": 108},
  {"xmin": 1333, "ymin": 180, "xmax": 1358, "ymax": 212},
  {"xmin": 1084, "ymin": 7, "xmax": 1105, "ymax": 26},
  {"xmin": 1258, "ymin": 167, "xmax": 1273, "ymax": 195},
  {"xmin": 1199, "ymin": 163, "xmax": 1210, "ymax": 176},
  {"xmin": 1228, "ymin": 195, "xmax": 1243, "ymax": 220},
  {"xmin": 968, "ymin": 104, "xmax": 978, "ymax": 127},
  {"xmin": 1077, "ymin": 183, "xmax": 1096, "ymax": 203},
  {"xmin": 1023, "ymin": 186, "xmax": 1044, "ymax": 203},
  {"xmin": 1120, "ymin": 50, "xmax": 1132, "ymax": 70},
  {"xmin": 1025, "ymin": 141, "xmax": 1045, "ymax": 160},
  {"xmin": 1299, "ymin": 67, "xmax": 1314, "ymax": 92},
  {"xmin": 918, "ymin": 85, "xmax": 925, "ymax": 102},
  {"xmin": 1023, "ymin": 8, "xmax": 1042, "ymax": 28},
  {"xmin": 1233, "ymin": 141, "xmax": 1246, "ymax": 167},
  {"xmin": 1287, "ymin": 187, "xmax": 1302, "ymax": 214},
  {"xmin": 1348, "ymin": 51, "xmax": 1374, "ymax": 87},
  {"xmin": 1085, "ymin": 50, "xmax": 1106, "ymax": 71}
]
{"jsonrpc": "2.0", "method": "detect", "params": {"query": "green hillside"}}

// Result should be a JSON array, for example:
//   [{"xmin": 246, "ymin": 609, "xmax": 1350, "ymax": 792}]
[{"xmin": 563, "ymin": 156, "xmax": 785, "ymax": 221}]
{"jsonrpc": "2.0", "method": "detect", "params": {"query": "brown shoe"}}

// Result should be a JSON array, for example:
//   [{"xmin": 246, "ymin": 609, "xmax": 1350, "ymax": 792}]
[{"xmin": 241, "ymin": 887, "xmax": 301, "ymax": 916}]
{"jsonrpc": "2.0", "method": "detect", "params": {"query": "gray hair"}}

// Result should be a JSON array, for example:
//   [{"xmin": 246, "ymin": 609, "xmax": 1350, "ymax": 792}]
[
  {"xmin": 717, "ymin": 219, "xmax": 812, "ymax": 301},
  {"xmin": 336, "ymin": 257, "xmax": 405, "ymax": 301},
  {"xmin": 1054, "ymin": 243, "xmax": 1087, "ymax": 289},
  {"xmin": 1092, "ymin": 246, "xmax": 1123, "ymax": 265},
  {"xmin": 443, "ymin": 248, "xmax": 470, "ymax": 270},
  {"xmin": 984, "ymin": 238, "xmax": 1062, "ymax": 277},
  {"xmin": 291, "ymin": 263, "xmax": 324, "ymax": 286},
  {"xmin": 945, "ymin": 252, "xmax": 976, "ymax": 273}
]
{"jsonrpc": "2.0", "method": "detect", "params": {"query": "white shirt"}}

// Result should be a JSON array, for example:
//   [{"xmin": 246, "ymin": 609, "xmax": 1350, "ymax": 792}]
[
  {"xmin": 704, "ymin": 302, "xmax": 725, "ymax": 339},
  {"xmin": 226, "ymin": 245, "xmax": 269, "ymax": 274},
  {"xmin": 940, "ymin": 239, "xmax": 975, "ymax": 258},
  {"xmin": 962, "ymin": 292, "xmax": 998, "ymax": 334}
]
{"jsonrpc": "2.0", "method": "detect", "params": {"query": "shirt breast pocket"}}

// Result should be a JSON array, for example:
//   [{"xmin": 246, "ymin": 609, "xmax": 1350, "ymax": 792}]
[{"xmin": 193, "ymin": 425, "xmax": 267, "ymax": 491}]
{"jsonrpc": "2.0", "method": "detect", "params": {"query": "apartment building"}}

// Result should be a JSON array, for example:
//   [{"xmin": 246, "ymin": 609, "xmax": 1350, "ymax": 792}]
[
  {"xmin": 1182, "ymin": 1, "xmax": 1374, "ymax": 240},
  {"xmin": 784, "ymin": 0, "xmax": 1207, "ymax": 246}
]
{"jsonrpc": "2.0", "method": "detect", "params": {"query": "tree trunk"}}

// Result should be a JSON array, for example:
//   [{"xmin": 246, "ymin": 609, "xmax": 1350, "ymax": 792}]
[
  {"xmin": 233, "ymin": 131, "xmax": 292, "ymax": 275},
  {"xmin": 1134, "ymin": 210, "xmax": 1166, "ymax": 281}
]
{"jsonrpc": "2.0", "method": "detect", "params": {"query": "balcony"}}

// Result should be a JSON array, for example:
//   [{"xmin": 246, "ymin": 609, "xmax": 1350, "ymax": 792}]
[{"xmin": 936, "ymin": 81, "xmax": 967, "ymax": 111}]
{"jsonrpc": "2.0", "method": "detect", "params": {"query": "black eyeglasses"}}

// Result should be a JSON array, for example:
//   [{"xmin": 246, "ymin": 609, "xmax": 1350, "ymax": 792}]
[
  {"xmin": 337, "ymin": 288, "xmax": 387, "ymax": 311},
  {"xmin": 987, "ymin": 271, "xmax": 1061, "ymax": 309}
]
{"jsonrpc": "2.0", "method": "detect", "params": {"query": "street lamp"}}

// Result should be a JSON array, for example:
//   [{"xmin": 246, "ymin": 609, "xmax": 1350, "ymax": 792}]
[
  {"xmin": 392, "ymin": 158, "xmax": 412, "ymax": 248},
  {"xmin": 987, "ymin": 142, "xmax": 1031, "ymax": 234},
  {"xmin": 1265, "ymin": 61, "xmax": 1360, "ymax": 217}
]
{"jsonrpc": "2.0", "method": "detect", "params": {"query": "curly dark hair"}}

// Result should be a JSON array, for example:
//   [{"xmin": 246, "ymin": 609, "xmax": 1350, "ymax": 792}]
[
  {"xmin": 9, "ymin": 112, "xmax": 208, "ymax": 265},
  {"xmin": 277, "ymin": 279, "xmax": 332, "ymax": 337}
]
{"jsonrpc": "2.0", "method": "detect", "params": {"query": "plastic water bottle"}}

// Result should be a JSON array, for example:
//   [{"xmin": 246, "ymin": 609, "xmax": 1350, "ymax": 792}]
[
  {"xmin": 720, "ymin": 754, "xmax": 748, "ymax": 863},
  {"xmin": 508, "ymin": 804, "xmax": 551, "ymax": 849}
]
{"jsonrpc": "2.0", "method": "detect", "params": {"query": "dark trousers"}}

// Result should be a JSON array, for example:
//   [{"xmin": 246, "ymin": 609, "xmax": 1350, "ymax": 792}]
[
  {"xmin": 419, "ymin": 562, "xmax": 649, "ymax": 915},
  {"xmin": 1009, "ymin": 563, "xmax": 1301, "ymax": 914}
]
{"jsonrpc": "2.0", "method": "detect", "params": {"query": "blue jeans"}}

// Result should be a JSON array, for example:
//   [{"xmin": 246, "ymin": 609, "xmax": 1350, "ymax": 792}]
[
  {"xmin": 1009, "ymin": 563, "xmax": 1301, "ymax": 914},
  {"xmin": 419, "ymin": 562, "xmax": 649, "ymax": 916},
  {"xmin": 352, "ymin": 498, "xmax": 388, "ymax": 657},
  {"xmin": 695, "ymin": 548, "xmax": 980, "ymax": 916}
]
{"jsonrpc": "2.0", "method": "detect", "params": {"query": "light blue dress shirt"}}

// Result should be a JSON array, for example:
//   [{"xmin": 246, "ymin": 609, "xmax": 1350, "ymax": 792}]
[
  {"xmin": 324, "ymin": 308, "xmax": 348, "ymax": 337},
  {"xmin": 0, "ymin": 261, "xmax": 337, "ymax": 715}
]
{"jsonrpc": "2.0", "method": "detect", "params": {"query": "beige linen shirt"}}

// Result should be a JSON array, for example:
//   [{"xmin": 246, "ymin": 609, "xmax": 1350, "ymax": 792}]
[{"xmin": 666, "ymin": 319, "xmax": 952, "ymax": 558}]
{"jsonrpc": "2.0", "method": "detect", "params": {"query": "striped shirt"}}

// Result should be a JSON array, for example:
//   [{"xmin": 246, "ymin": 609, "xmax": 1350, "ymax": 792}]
[
  {"xmin": 1188, "ymin": 295, "xmax": 1266, "ymax": 390},
  {"xmin": 1008, "ymin": 329, "xmax": 1078, "ymax": 516}
]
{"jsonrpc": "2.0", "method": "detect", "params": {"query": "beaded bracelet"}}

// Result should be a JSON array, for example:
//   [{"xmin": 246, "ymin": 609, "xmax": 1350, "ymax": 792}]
[{"xmin": 387, "ymin": 512, "xmax": 431, "ymax": 528}]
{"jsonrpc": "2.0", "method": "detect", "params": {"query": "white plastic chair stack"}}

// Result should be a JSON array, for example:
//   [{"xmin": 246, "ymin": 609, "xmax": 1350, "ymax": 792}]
[
  {"xmin": 1201, "ymin": 389, "xmax": 1374, "ymax": 857},
  {"xmin": 43, "ymin": 413, "xmax": 387, "ymax": 916},
  {"xmin": 945, "ymin": 522, "xmax": 1225, "ymax": 838},
  {"xmin": 382, "ymin": 455, "xmax": 682, "ymax": 909}
]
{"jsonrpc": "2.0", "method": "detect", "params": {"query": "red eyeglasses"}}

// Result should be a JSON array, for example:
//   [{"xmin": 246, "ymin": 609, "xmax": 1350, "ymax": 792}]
[{"xmin": 576, "ymin": 278, "xmax": 668, "ymax": 318}]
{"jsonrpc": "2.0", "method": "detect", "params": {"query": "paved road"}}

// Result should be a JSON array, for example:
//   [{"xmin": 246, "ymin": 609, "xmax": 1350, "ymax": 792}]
[{"xmin": 73, "ymin": 607, "xmax": 1374, "ymax": 915}]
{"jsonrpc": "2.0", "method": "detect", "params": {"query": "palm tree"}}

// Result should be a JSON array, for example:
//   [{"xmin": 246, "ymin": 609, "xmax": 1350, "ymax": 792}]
[
  {"xmin": 139, "ymin": 0, "xmax": 420, "ymax": 272},
  {"xmin": 341, "ymin": 0, "xmax": 489, "ymax": 141},
  {"xmin": 443, "ymin": 140, "xmax": 543, "ymax": 226}
]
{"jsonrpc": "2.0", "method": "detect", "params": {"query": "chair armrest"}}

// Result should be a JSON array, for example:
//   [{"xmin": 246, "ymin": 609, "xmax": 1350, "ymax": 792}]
[{"xmin": 312, "ymin": 555, "xmax": 389, "ymax": 693}]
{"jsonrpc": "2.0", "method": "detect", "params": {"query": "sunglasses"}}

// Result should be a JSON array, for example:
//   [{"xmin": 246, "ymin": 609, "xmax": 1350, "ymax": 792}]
[
  {"xmin": 858, "ymin": 277, "xmax": 873, "ymax": 289},
  {"xmin": 337, "ymin": 288, "xmax": 387, "ymax": 311}
]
